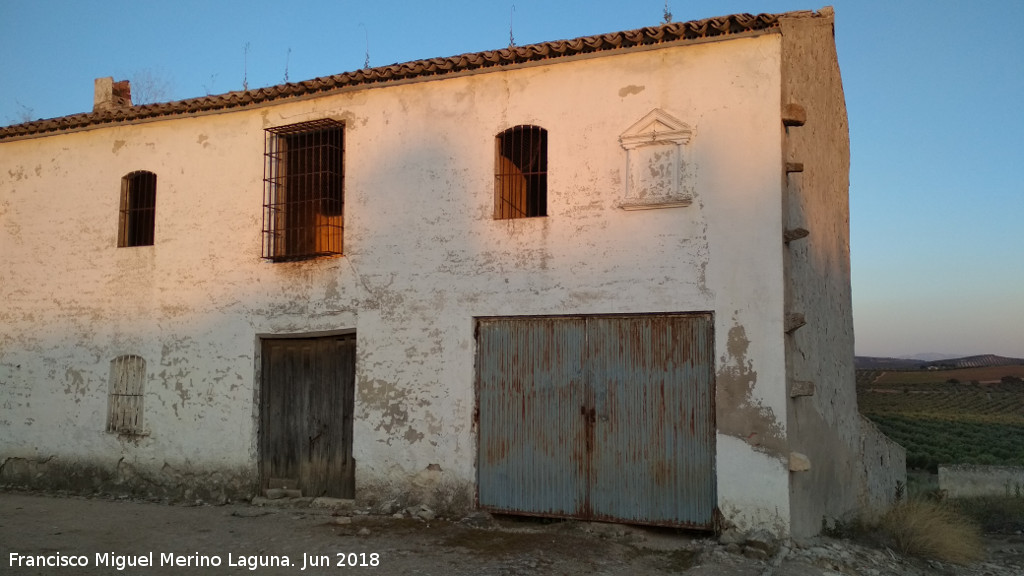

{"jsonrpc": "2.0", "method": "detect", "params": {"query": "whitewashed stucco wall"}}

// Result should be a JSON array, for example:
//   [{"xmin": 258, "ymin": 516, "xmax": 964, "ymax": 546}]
[{"xmin": 1, "ymin": 34, "xmax": 788, "ymax": 529}]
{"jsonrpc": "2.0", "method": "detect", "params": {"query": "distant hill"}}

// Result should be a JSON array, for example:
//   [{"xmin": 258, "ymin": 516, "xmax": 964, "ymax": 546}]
[
  {"xmin": 901, "ymin": 353, "xmax": 963, "ymax": 362},
  {"xmin": 855, "ymin": 354, "xmax": 1024, "ymax": 371},
  {"xmin": 855, "ymin": 356, "xmax": 925, "ymax": 370},
  {"xmin": 921, "ymin": 354, "xmax": 1024, "ymax": 369}
]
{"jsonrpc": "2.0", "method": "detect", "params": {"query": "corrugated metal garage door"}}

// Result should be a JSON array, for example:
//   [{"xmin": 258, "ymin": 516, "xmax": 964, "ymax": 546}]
[{"xmin": 477, "ymin": 314, "xmax": 715, "ymax": 528}]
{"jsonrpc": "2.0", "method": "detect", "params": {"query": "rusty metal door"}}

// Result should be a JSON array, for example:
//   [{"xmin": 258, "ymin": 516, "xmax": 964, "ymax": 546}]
[
  {"xmin": 476, "ymin": 314, "xmax": 715, "ymax": 528},
  {"xmin": 477, "ymin": 317, "xmax": 588, "ymax": 515},
  {"xmin": 261, "ymin": 335, "xmax": 355, "ymax": 498}
]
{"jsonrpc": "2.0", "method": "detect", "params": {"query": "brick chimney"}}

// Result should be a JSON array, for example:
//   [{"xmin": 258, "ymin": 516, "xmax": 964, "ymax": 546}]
[{"xmin": 93, "ymin": 77, "xmax": 132, "ymax": 112}]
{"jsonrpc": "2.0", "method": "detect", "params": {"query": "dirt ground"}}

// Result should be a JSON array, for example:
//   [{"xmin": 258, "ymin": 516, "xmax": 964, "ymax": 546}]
[{"xmin": 2, "ymin": 491, "xmax": 1022, "ymax": 576}]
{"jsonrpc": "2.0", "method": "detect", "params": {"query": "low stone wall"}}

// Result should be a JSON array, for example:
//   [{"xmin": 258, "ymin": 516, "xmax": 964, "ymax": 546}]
[
  {"xmin": 859, "ymin": 415, "xmax": 907, "ymax": 520},
  {"xmin": 938, "ymin": 464, "xmax": 1024, "ymax": 498}
]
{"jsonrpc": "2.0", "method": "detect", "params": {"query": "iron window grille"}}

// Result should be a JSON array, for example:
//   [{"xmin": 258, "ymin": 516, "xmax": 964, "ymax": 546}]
[
  {"xmin": 118, "ymin": 170, "xmax": 157, "ymax": 247},
  {"xmin": 263, "ymin": 119, "xmax": 345, "ymax": 261},
  {"xmin": 495, "ymin": 125, "xmax": 548, "ymax": 219}
]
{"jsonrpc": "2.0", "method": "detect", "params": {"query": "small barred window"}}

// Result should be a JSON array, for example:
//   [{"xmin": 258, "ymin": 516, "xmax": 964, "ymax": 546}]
[
  {"xmin": 495, "ymin": 125, "xmax": 548, "ymax": 219},
  {"xmin": 118, "ymin": 171, "xmax": 156, "ymax": 247}
]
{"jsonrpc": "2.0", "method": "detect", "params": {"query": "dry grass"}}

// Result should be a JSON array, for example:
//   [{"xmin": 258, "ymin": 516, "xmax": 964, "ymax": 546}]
[{"xmin": 879, "ymin": 500, "xmax": 984, "ymax": 565}]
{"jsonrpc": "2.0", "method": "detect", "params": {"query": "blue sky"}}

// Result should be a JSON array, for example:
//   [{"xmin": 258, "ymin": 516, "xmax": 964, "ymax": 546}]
[{"xmin": 2, "ymin": 0, "xmax": 1021, "ymax": 358}]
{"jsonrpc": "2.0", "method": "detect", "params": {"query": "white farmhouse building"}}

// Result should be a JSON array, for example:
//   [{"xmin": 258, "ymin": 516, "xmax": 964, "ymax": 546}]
[{"xmin": 0, "ymin": 7, "xmax": 903, "ymax": 538}]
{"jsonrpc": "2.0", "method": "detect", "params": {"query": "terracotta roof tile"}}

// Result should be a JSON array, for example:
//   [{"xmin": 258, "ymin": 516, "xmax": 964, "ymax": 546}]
[{"xmin": 0, "ymin": 10, "xmax": 809, "ymax": 141}]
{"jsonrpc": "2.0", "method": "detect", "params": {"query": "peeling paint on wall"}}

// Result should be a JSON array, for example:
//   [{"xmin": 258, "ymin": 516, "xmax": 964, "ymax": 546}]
[
  {"xmin": 63, "ymin": 368, "xmax": 89, "ymax": 404},
  {"xmin": 403, "ymin": 426, "xmax": 424, "ymax": 444},
  {"xmin": 717, "ymin": 323, "xmax": 786, "ymax": 456},
  {"xmin": 357, "ymin": 377, "xmax": 419, "ymax": 438}
]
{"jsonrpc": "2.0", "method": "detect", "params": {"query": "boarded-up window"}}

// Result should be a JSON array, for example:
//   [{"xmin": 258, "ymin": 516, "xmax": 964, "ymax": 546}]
[
  {"xmin": 263, "ymin": 119, "xmax": 345, "ymax": 261},
  {"xmin": 107, "ymin": 355, "xmax": 145, "ymax": 434},
  {"xmin": 495, "ymin": 125, "xmax": 547, "ymax": 219},
  {"xmin": 118, "ymin": 171, "xmax": 157, "ymax": 247}
]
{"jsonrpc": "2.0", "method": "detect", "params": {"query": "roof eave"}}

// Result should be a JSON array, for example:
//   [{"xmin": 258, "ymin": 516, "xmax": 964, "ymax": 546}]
[{"xmin": 0, "ymin": 10, "xmax": 811, "ymax": 142}]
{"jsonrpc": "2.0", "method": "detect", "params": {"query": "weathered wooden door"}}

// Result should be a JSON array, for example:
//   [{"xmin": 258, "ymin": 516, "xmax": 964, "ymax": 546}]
[
  {"xmin": 477, "ymin": 314, "xmax": 715, "ymax": 528},
  {"xmin": 261, "ymin": 335, "xmax": 355, "ymax": 498}
]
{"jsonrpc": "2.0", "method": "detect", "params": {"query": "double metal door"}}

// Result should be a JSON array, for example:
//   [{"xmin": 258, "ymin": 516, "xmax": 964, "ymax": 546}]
[{"xmin": 476, "ymin": 314, "xmax": 715, "ymax": 528}]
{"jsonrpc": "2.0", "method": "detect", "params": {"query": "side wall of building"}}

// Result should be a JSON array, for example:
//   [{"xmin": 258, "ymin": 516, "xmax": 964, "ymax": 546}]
[
  {"xmin": 778, "ymin": 9, "xmax": 868, "ymax": 538},
  {"xmin": 1, "ymin": 35, "xmax": 792, "ymax": 529},
  {"xmin": 860, "ymin": 416, "xmax": 907, "ymax": 519}
]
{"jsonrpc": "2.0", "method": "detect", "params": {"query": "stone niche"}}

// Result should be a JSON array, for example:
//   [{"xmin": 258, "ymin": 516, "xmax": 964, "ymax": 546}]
[{"xmin": 618, "ymin": 108, "xmax": 694, "ymax": 210}]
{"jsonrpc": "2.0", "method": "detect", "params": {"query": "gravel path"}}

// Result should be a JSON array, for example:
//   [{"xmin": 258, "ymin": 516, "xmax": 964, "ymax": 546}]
[{"xmin": 1, "ymin": 491, "xmax": 1020, "ymax": 575}]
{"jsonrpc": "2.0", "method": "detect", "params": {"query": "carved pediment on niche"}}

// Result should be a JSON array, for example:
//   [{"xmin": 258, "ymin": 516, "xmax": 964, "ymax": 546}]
[
  {"xmin": 619, "ymin": 108, "xmax": 693, "ymax": 149},
  {"xmin": 618, "ymin": 109, "xmax": 694, "ymax": 210}
]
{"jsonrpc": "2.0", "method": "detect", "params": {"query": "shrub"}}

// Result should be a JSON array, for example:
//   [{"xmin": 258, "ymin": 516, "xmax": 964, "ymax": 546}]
[
  {"xmin": 878, "ymin": 500, "xmax": 983, "ymax": 565},
  {"xmin": 953, "ymin": 495, "xmax": 1024, "ymax": 534}
]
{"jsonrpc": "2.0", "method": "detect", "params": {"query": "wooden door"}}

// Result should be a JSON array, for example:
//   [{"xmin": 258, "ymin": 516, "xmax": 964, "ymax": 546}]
[{"xmin": 260, "ymin": 335, "xmax": 355, "ymax": 498}]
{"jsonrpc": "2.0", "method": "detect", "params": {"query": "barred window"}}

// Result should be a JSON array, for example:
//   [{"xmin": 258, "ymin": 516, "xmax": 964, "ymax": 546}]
[
  {"xmin": 118, "ymin": 171, "xmax": 156, "ymax": 247},
  {"xmin": 107, "ymin": 355, "xmax": 145, "ymax": 435},
  {"xmin": 495, "ymin": 125, "xmax": 547, "ymax": 219},
  {"xmin": 263, "ymin": 119, "xmax": 345, "ymax": 261}
]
